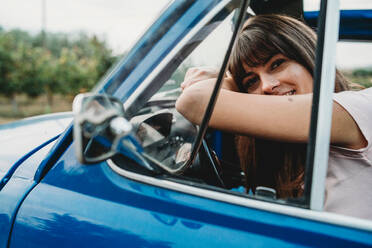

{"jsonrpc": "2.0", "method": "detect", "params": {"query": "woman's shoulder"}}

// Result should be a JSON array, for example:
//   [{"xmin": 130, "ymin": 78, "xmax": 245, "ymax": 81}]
[
  {"xmin": 334, "ymin": 87, "xmax": 372, "ymax": 113},
  {"xmin": 335, "ymin": 86, "xmax": 372, "ymax": 96},
  {"xmin": 334, "ymin": 87, "xmax": 372, "ymax": 150}
]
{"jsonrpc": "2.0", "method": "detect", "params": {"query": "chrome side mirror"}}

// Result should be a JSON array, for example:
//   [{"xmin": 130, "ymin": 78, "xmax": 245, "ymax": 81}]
[{"xmin": 72, "ymin": 93, "xmax": 133, "ymax": 164}]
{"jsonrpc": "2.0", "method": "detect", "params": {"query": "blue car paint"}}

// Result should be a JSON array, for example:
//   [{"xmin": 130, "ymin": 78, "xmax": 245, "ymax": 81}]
[
  {"xmin": 9, "ymin": 147, "xmax": 372, "ymax": 247},
  {"xmin": 305, "ymin": 9, "xmax": 372, "ymax": 40},
  {"xmin": 0, "ymin": 135, "xmax": 60, "ymax": 190},
  {"xmin": 0, "ymin": 112, "xmax": 72, "ymax": 184},
  {"xmin": 2, "ymin": 0, "xmax": 372, "ymax": 246},
  {"xmin": 0, "ymin": 140, "xmax": 57, "ymax": 248},
  {"xmin": 0, "ymin": 113, "xmax": 71, "ymax": 246}
]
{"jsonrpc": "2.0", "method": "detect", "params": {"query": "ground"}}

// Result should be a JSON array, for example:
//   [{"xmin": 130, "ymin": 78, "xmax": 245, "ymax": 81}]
[{"xmin": 0, "ymin": 94, "xmax": 72, "ymax": 124}]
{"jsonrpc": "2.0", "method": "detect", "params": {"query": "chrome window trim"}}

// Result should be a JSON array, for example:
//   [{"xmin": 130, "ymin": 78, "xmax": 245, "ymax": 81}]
[
  {"xmin": 123, "ymin": 0, "xmax": 233, "ymax": 111},
  {"xmin": 310, "ymin": 0, "xmax": 340, "ymax": 210},
  {"xmin": 107, "ymin": 158, "xmax": 372, "ymax": 232}
]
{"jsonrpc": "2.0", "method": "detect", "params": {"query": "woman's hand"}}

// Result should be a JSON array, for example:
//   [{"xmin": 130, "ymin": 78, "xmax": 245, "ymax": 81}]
[
  {"xmin": 181, "ymin": 67, "xmax": 219, "ymax": 90},
  {"xmin": 180, "ymin": 67, "xmax": 238, "ymax": 91},
  {"xmin": 176, "ymin": 67, "xmax": 239, "ymax": 125}
]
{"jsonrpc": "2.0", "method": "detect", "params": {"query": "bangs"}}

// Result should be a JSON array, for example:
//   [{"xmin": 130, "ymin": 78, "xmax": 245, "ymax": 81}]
[
  {"xmin": 229, "ymin": 15, "xmax": 317, "ymax": 93},
  {"xmin": 229, "ymin": 29, "xmax": 281, "ymax": 92},
  {"xmin": 238, "ymin": 30, "xmax": 279, "ymax": 68}
]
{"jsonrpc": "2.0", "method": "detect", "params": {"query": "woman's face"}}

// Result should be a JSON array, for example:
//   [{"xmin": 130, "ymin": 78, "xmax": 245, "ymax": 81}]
[{"xmin": 240, "ymin": 54, "xmax": 313, "ymax": 95}]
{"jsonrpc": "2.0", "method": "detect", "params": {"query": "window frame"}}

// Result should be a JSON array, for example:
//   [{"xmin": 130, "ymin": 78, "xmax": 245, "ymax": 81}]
[{"xmin": 303, "ymin": 0, "xmax": 340, "ymax": 211}]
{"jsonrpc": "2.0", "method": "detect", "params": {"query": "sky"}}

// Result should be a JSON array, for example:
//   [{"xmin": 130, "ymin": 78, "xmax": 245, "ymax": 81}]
[
  {"xmin": 0, "ymin": 0, "xmax": 170, "ymax": 54},
  {"xmin": 1, "ymin": 0, "xmax": 372, "ymax": 69}
]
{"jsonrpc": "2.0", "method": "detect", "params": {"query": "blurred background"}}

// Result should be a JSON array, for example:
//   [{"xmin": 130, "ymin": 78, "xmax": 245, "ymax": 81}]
[
  {"xmin": 0, "ymin": 0, "xmax": 371, "ymax": 124},
  {"xmin": 0, "ymin": 0, "xmax": 169, "ymax": 124}
]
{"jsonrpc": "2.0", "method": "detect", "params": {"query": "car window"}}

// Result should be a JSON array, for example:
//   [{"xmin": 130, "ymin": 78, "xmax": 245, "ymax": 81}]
[
  {"xmin": 116, "ymin": 10, "xmax": 236, "ymax": 174},
  {"xmin": 112, "ymin": 4, "xmax": 312, "ymax": 207},
  {"xmin": 104, "ymin": 1, "xmax": 372, "ymax": 229}
]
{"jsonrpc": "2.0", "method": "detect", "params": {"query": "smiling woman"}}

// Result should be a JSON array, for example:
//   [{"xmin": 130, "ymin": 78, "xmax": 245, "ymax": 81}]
[
  {"xmin": 233, "ymin": 54, "xmax": 313, "ymax": 95},
  {"xmin": 176, "ymin": 14, "xmax": 372, "ymax": 219}
]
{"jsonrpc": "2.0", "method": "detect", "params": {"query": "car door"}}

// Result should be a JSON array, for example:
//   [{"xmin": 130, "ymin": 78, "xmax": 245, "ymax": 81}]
[{"xmin": 8, "ymin": 0, "xmax": 372, "ymax": 247}]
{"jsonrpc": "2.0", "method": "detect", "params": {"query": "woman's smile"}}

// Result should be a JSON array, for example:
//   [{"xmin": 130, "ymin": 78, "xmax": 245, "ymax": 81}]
[{"xmin": 241, "ymin": 54, "xmax": 313, "ymax": 95}]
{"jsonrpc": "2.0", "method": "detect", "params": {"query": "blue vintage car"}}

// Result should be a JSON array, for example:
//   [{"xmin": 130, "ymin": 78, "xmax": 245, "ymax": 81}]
[{"xmin": 1, "ymin": 0, "xmax": 372, "ymax": 247}]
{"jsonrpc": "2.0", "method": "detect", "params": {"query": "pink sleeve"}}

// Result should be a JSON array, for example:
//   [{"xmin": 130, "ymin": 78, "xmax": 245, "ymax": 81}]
[{"xmin": 333, "ymin": 87, "xmax": 372, "ymax": 147}]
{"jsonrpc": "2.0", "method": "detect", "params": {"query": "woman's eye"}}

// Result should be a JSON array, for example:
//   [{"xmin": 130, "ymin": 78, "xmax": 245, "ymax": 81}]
[
  {"xmin": 270, "ymin": 58, "xmax": 285, "ymax": 70},
  {"xmin": 243, "ymin": 76, "xmax": 259, "ymax": 91}
]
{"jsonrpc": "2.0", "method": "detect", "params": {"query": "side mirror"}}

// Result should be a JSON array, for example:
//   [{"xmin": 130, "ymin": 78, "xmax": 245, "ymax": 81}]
[
  {"xmin": 131, "ymin": 110, "xmax": 173, "ymax": 147},
  {"xmin": 72, "ymin": 93, "xmax": 133, "ymax": 164}
]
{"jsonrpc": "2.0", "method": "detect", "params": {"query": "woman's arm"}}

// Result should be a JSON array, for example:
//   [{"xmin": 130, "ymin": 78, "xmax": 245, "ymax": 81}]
[{"xmin": 176, "ymin": 78, "xmax": 367, "ymax": 149}]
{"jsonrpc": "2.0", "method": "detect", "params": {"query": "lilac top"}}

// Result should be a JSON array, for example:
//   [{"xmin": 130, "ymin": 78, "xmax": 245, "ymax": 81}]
[{"xmin": 325, "ymin": 87, "xmax": 372, "ymax": 219}]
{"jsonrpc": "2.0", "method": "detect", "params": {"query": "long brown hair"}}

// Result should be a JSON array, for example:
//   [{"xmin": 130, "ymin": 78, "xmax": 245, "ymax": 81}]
[{"xmin": 229, "ymin": 15, "xmax": 350, "ymax": 199}]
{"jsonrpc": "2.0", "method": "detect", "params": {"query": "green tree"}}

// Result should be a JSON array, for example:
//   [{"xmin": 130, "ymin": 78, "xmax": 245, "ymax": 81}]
[
  {"xmin": 16, "ymin": 44, "xmax": 46, "ymax": 98},
  {"xmin": 352, "ymin": 68, "xmax": 372, "ymax": 77},
  {"xmin": 0, "ymin": 32, "xmax": 23, "ymax": 112},
  {"xmin": 0, "ymin": 27, "xmax": 118, "ymax": 112}
]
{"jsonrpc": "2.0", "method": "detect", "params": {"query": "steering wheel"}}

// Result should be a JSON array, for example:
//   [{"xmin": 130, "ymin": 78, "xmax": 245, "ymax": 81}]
[
  {"xmin": 185, "ymin": 138, "xmax": 226, "ymax": 187},
  {"xmin": 129, "ymin": 105, "xmax": 227, "ymax": 186}
]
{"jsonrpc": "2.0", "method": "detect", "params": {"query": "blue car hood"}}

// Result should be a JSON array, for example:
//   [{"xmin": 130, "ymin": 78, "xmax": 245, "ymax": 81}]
[{"xmin": 0, "ymin": 112, "xmax": 73, "ymax": 182}]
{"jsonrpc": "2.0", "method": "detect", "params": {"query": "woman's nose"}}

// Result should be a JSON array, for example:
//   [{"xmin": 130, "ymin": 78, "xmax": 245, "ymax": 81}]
[{"xmin": 261, "ymin": 75, "xmax": 280, "ymax": 94}]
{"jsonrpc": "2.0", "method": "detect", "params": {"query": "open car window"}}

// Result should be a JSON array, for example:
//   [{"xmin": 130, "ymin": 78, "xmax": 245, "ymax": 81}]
[
  {"xmin": 112, "ymin": 8, "xmax": 238, "ymax": 175},
  {"xmin": 109, "ymin": 0, "xmax": 299, "ymax": 205},
  {"xmin": 134, "ymin": 15, "xmax": 236, "ymax": 171}
]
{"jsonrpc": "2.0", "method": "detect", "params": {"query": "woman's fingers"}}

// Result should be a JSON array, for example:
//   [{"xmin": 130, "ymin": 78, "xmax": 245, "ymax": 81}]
[
  {"xmin": 181, "ymin": 67, "xmax": 219, "ymax": 90},
  {"xmin": 185, "ymin": 67, "xmax": 219, "ymax": 80}
]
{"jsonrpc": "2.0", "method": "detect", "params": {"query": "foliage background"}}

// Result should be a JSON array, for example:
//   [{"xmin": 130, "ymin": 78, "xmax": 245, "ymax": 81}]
[{"xmin": 0, "ymin": 27, "xmax": 117, "ymax": 123}]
